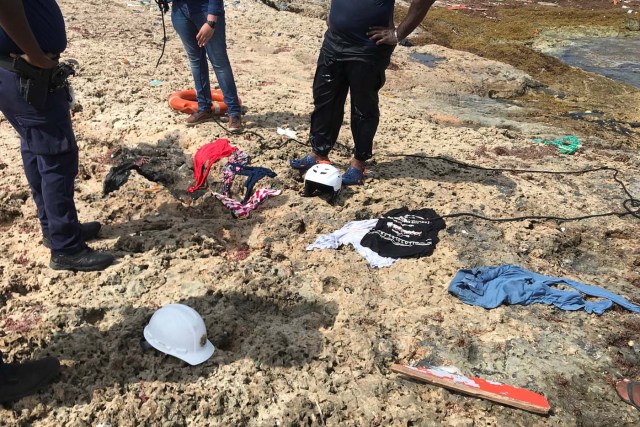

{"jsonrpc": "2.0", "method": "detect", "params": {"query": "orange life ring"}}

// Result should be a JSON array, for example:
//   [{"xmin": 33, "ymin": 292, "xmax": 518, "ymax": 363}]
[{"xmin": 167, "ymin": 89, "xmax": 241, "ymax": 115}]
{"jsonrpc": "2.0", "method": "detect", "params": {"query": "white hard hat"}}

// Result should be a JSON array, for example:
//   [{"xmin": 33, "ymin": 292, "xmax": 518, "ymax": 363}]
[
  {"xmin": 303, "ymin": 163, "xmax": 342, "ymax": 203},
  {"xmin": 143, "ymin": 304, "xmax": 215, "ymax": 366}
]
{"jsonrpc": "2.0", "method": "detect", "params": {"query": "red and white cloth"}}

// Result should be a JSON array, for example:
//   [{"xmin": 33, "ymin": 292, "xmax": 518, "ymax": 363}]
[{"xmin": 212, "ymin": 188, "xmax": 281, "ymax": 219}]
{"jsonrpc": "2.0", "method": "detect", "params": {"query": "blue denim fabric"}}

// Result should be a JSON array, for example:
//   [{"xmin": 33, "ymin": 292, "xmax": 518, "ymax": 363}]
[
  {"xmin": 448, "ymin": 265, "xmax": 640, "ymax": 315},
  {"xmin": 205, "ymin": 0, "xmax": 224, "ymax": 16},
  {"xmin": 171, "ymin": 2, "xmax": 241, "ymax": 117}
]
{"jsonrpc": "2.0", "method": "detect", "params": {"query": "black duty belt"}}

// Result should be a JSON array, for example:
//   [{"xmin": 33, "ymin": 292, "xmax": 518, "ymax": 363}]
[
  {"xmin": 0, "ymin": 56, "xmax": 75, "ymax": 109},
  {"xmin": 0, "ymin": 55, "xmax": 18, "ymax": 72}
]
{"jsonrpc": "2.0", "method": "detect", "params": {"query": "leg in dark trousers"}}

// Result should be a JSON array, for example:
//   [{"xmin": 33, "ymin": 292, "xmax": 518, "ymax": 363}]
[
  {"xmin": 19, "ymin": 144, "xmax": 49, "ymax": 237},
  {"xmin": 20, "ymin": 142, "xmax": 84, "ymax": 255},
  {"xmin": 346, "ymin": 59, "xmax": 387, "ymax": 162},
  {"xmin": 0, "ymin": 67, "xmax": 83, "ymax": 255},
  {"xmin": 309, "ymin": 49, "xmax": 350, "ymax": 158},
  {"xmin": 0, "ymin": 68, "xmax": 113, "ymax": 270}
]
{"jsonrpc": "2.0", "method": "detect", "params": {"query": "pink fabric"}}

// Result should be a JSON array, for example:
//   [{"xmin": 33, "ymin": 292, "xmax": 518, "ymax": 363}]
[
  {"xmin": 212, "ymin": 188, "xmax": 281, "ymax": 219},
  {"xmin": 188, "ymin": 139, "xmax": 237, "ymax": 193}
]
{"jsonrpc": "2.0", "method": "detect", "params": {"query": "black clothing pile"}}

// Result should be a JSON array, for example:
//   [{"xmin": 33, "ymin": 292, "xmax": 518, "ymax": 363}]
[
  {"xmin": 361, "ymin": 207, "xmax": 446, "ymax": 258},
  {"xmin": 102, "ymin": 139, "xmax": 206, "ymax": 202}
]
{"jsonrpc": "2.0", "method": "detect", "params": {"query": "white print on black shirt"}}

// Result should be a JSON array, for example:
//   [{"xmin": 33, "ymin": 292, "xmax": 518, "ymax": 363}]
[
  {"xmin": 387, "ymin": 215, "xmax": 433, "ymax": 226},
  {"xmin": 385, "ymin": 221, "xmax": 423, "ymax": 237},
  {"xmin": 368, "ymin": 230, "xmax": 434, "ymax": 247},
  {"xmin": 360, "ymin": 207, "xmax": 445, "ymax": 259}
]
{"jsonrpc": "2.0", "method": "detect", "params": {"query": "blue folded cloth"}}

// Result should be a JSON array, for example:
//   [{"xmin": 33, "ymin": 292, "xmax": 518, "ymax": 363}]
[
  {"xmin": 448, "ymin": 265, "xmax": 640, "ymax": 315},
  {"xmin": 229, "ymin": 163, "xmax": 277, "ymax": 204}
]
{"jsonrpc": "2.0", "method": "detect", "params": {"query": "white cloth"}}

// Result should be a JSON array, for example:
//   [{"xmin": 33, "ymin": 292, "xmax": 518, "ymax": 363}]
[{"xmin": 306, "ymin": 219, "xmax": 399, "ymax": 268}]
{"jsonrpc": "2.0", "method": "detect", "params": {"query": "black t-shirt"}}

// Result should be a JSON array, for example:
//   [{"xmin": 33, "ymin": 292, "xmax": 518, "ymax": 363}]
[
  {"xmin": 360, "ymin": 207, "xmax": 446, "ymax": 258},
  {"xmin": 329, "ymin": 0, "xmax": 395, "ymax": 47},
  {"xmin": 0, "ymin": 0, "xmax": 67, "ymax": 55}
]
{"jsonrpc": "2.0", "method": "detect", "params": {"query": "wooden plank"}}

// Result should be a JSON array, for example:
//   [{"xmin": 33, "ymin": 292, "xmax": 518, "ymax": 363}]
[{"xmin": 390, "ymin": 364, "xmax": 551, "ymax": 415}]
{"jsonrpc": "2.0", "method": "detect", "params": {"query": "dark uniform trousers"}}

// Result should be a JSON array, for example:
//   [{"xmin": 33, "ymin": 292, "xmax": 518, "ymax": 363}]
[
  {"xmin": 309, "ymin": 30, "xmax": 393, "ymax": 162},
  {"xmin": 0, "ymin": 67, "xmax": 83, "ymax": 255}
]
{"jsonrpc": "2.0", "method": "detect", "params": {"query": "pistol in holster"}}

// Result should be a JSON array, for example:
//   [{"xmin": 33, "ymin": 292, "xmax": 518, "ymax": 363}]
[{"xmin": 13, "ymin": 57, "xmax": 76, "ymax": 109}]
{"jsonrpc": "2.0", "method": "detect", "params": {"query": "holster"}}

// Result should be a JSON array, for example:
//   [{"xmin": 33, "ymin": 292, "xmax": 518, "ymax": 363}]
[
  {"xmin": 13, "ymin": 57, "xmax": 52, "ymax": 109},
  {"xmin": 0, "ymin": 56, "xmax": 75, "ymax": 110}
]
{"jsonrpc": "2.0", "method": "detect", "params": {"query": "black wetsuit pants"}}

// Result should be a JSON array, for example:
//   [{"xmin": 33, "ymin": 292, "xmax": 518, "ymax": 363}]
[{"xmin": 309, "ymin": 37, "xmax": 391, "ymax": 162}]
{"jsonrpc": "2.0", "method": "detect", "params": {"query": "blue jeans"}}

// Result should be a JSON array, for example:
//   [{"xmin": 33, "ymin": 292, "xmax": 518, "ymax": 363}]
[{"xmin": 171, "ymin": 3, "xmax": 241, "ymax": 117}]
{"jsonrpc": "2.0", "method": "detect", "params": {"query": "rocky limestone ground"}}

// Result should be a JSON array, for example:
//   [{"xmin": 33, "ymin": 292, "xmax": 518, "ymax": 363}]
[{"xmin": 1, "ymin": 0, "xmax": 639, "ymax": 426}]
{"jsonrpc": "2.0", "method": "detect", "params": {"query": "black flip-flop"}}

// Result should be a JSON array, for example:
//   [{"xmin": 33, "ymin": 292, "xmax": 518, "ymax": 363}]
[{"xmin": 616, "ymin": 379, "xmax": 640, "ymax": 410}]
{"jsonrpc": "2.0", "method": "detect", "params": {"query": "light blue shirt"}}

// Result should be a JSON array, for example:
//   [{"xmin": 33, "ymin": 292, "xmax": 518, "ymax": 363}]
[{"xmin": 448, "ymin": 265, "xmax": 640, "ymax": 315}]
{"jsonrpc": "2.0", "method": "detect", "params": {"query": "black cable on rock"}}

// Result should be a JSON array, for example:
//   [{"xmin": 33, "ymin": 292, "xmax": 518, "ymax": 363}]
[
  {"xmin": 154, "ymin": 0, "xmax": 170, "ymax": 70},
  {"xmin": 210, "ymin": 117, "xmax": 351, "ymax": 153},
  {"xmin": 385, "ymin": 153, "xmax": 640, "ymax": 222},
  {"xmin": 202, "ymin": 121, "xmax": 640, "ymax": 223}
]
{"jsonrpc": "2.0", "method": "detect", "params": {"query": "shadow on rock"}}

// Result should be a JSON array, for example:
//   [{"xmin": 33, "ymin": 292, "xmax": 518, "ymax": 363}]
[
  {"xmin": 373, "ymin": 155, "xmax": 517, "ymax": 195},
  {"xmin": 33, "ymin": 290, "xmax": 338, "ymax": 407},
  {"xmin": 100, "ymin": 191, "xmax": 289, "ymax": 258},
  {"xmin": 101, "ymin": 135, "xmax": 206, "ymax": 204},
  {"xmin": 246, "ymin": 111, "xmax": 310, "ymax": 134}
]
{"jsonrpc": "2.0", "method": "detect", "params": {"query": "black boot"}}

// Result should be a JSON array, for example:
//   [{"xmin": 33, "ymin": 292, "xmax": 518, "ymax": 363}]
[
  {"xmin": 50, "ymin": 247, "xmax": 115, "ymax": 272},
  {"xmin": 0, "ymin": 353, "xmax": 60, "ymax": 404},
  {"xmin": 42, "ymin": 221, "xmax": 102, "ymax": 249}
]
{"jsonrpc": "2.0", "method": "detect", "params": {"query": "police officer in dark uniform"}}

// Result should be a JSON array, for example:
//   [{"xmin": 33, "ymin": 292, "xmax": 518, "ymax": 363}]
[
  {"xmin": 0, "ymin": 0, "xmax": 117, "ymax": 404},
  {"xmin": 290, "ymin": 0, "xmax": 435, "ymax": 185},
  {"xmin": 0, "ymin": 0, "xmax": 114, "ymax": 272}
]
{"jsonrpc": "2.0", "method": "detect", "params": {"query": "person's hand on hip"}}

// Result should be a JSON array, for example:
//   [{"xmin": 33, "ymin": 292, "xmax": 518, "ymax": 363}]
[{"xmin": 367, "ymin": 26, "xmax": 399, "ymax": 45}]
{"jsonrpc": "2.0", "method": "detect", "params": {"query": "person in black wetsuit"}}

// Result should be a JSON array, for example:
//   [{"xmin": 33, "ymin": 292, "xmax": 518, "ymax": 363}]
[{"xmin": 290, "ymin": 0, "xmax": 436, "ymax": 185}]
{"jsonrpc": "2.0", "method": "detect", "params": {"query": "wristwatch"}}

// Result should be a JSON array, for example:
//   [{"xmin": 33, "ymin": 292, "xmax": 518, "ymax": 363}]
[{"xmin": 207, "ymin": 20, "xmax": 216, "ymax": 29}]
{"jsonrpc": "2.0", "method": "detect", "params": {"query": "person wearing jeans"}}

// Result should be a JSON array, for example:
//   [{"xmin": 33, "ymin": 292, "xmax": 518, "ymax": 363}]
[{"xmin": 171, "ymin": 0, "xmax": 242, "ymax": 131}]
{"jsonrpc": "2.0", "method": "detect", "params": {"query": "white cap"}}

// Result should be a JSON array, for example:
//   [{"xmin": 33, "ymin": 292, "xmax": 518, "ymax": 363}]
[{"xmin": 143, "ymin": 304, "xmax": 215, "ymax": 366}]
